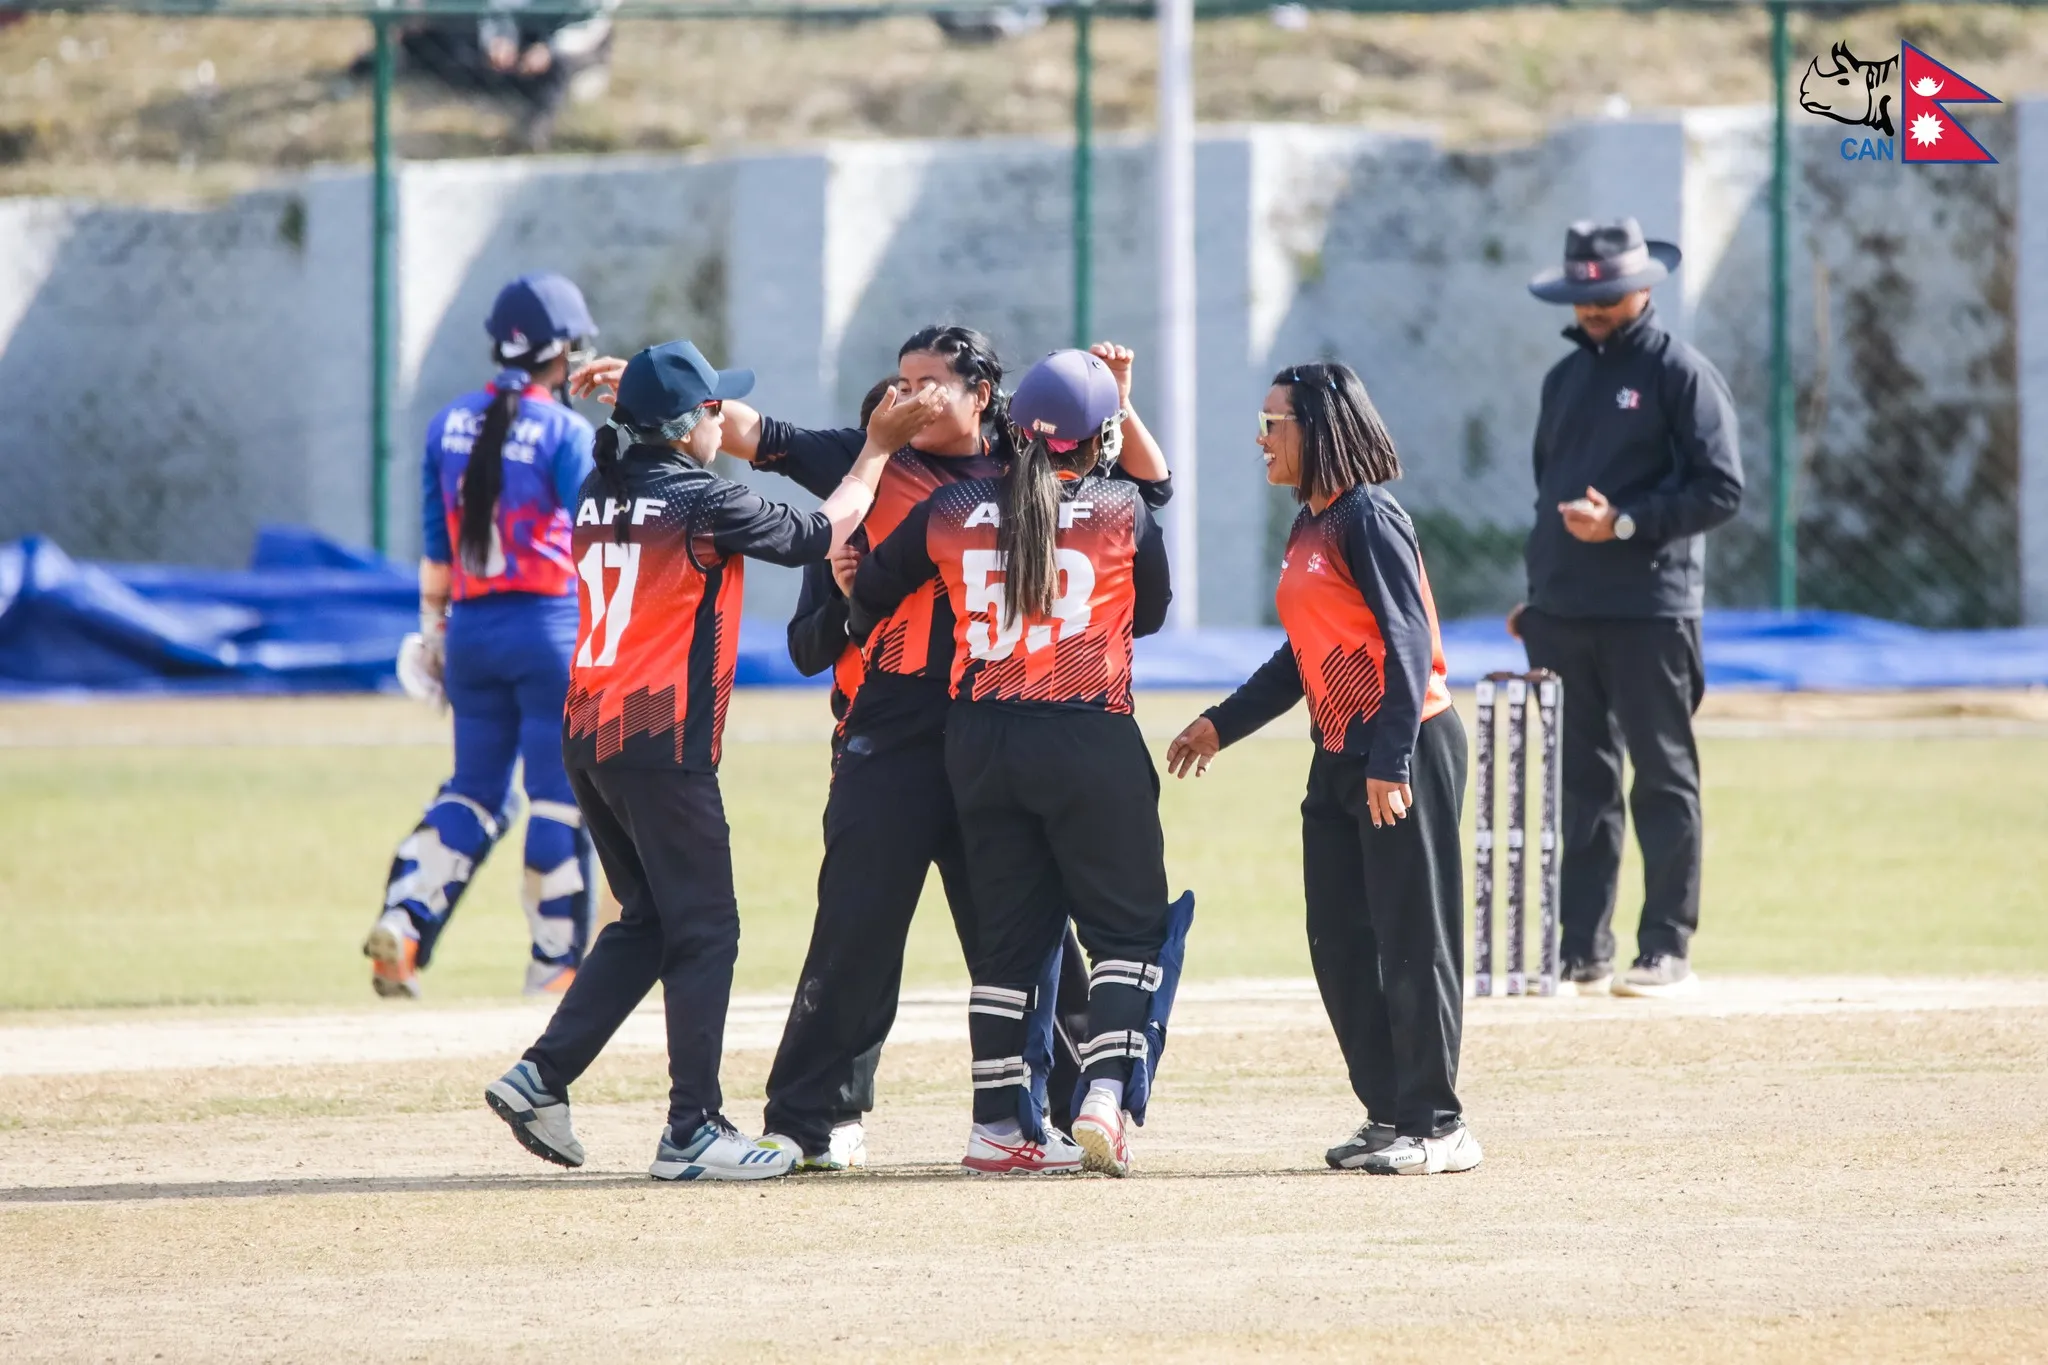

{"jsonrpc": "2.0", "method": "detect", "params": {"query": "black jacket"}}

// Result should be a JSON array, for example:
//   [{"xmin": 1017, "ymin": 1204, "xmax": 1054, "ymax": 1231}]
[{"xmin": 1524, "ymin": 306, "xmax": 1743, "ymax": 619}]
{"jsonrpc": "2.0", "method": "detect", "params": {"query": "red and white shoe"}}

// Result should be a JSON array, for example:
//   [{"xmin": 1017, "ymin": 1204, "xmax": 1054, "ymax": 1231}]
[
  {"xmin": 961, "ymin": 1124, "xmax": 1082, "ymax": 1176},
  {"xmin": 1071, "ymin": 1086, "xmax": 1132, "ymax": 1177}
]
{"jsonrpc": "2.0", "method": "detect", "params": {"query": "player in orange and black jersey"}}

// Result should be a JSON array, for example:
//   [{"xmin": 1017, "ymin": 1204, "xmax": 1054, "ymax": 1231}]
[
  {"xmin": 853, "ymin": 348, "xmax": 1182, "ymax": 1179},
  {"xmin": 579, "ymin": 326, "xmax": 1171, "ymax": 1168},
  {"xmin": 1167, "ymin": 361, "xmax": 1481, "ymax": 1179},
  {"xmin": 484, "ymin": 339, "xmax": 907, "ymax": 1185}
]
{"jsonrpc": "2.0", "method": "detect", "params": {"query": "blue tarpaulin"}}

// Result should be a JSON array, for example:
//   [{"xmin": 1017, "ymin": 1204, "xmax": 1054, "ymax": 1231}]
[{"xmin": 4, "ymin": 530, "xmax": 2046, "ymax": 695}]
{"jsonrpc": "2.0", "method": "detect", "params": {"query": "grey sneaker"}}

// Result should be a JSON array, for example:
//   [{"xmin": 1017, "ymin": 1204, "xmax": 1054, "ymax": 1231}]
[
  {"xmin": 1325, "ymin": 1121, "xmax": 1397, "ymax": 1170},
  {"xmin": 484, "ymin": 1060, "xmax": 585, "ymax": 1168},
  {"xmin": 1611, "ymin": 954, "xmax": 1700, "ymax": 998},
  {"xmin": 1558, "ymin": 958, "xmax": 1613, "ymax": 997}
]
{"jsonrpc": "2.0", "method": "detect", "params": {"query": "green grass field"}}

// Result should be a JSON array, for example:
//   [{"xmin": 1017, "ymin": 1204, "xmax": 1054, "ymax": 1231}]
[{"xmin": 3, "ymin": 710, "xmax": 2046, "ymax": 1011}]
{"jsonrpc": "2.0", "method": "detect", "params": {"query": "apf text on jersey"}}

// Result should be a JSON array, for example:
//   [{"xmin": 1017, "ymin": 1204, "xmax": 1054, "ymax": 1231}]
[
  {"xmin": 961, "ymin": 501, "xmax": 1095, "ymax": 529},
  {"xmin": 576, "ymin": 497, "xmax": 669, "ymax": 527}
]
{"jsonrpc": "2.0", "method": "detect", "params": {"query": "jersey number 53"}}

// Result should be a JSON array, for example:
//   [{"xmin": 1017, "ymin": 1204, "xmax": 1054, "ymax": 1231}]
[{"xmin": 962, "ymin": 549, "xmax": 1094, "ymax": 662}]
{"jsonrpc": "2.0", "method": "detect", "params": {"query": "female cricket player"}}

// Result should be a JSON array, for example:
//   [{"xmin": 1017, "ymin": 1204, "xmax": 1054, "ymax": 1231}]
[
  {"xmin": 572, "ymin": 328, "xmax": 1170, "ymax": 1171},
  {"xmin": 1166, "ymin": 362, "xmax": 1479, "ymax": 1177},
  {"xmin": 365, "ymin": 273, "xmax": 602, "ymax": 1001},
  {"xmin": 852, "ymin": 348, "xmax": 1179, "ymax": 1178},
  {"xmin": 483, "ymin": 339, "xmax": 912, "ymax": 1182}
]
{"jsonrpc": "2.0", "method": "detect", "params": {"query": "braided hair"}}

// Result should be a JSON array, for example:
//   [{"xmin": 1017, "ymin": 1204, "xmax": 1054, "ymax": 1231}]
[
  {"xmin": 897, "ymin": 324, "xmax": 1011, "ymax": 461},
  {"xmin": 456, "ymin": 353, "xmax": 532, "ymax": 575}
]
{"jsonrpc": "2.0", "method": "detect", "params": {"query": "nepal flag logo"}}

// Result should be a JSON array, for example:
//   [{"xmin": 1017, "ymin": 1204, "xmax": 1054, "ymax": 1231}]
[{"xmin": 1900, "ymin": 43, "xmax": 1999, "ymax": 164}]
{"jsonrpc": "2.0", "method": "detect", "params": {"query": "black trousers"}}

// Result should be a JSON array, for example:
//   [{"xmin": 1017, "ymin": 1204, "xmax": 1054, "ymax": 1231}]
[
  {"xmin": 947, "ymin": 703, "xmax": 1170, "ymax": 1126},
  {"xmin": 1302, "ymin": 710, "xmax": 1468, "ymax": 1138},
  {"xmin": 525, "ymin": 764, "xmax": 737, "ymax": 1135},
  {"xmin": 1519, "ymin": 608, "xmax": 1706, "ymax": 965},
  {"xmin": 761, "ymin": 735, "xmax": 979, "ymax": 1154}
]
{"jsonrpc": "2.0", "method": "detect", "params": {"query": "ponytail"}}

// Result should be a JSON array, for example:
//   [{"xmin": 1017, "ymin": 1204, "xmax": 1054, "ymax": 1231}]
[
  {"xmin": 457, "ymin": 370, "xmax": 526, "ymax": 575},
  {"xmin": 590, "ymin": 418, "xmax": 634, "ymax": 544},
  {"xmin": 996, "ymin": 433, "xmax": 1063, "ymax": 627}
]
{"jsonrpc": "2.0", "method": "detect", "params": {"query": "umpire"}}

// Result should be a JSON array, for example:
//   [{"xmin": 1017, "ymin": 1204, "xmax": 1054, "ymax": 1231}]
[{"xmin": 1510, "ymin": 218, "xmax": 1743, "ymax": 999}]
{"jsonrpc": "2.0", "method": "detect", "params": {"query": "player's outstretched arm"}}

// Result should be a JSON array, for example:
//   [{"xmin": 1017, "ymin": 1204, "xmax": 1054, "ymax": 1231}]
[{"xmin": 1090, "ymin": 341, "xmax": 1170, "ymax": 484}]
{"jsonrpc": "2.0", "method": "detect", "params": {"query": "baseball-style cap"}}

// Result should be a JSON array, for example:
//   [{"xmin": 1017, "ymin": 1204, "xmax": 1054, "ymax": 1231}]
[
  {"xmin": 616, "ymin": 340, "xmax": 756, "ymax": 430},
  {"xmin": 486, "ymin": 273, "xmax": 598, "ymax": 359},
  {"xmin": 1009, "ymin": 349, "xmax": 1122, "ymax": 450}
]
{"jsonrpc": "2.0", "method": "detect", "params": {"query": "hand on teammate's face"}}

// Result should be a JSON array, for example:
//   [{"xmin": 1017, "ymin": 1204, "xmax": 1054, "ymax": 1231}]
[
  {"xmin": 568, "ymin": 356, "xmax": 626, "ymax": 405},
  {"xmin": 1366, "ymin": 778, "xmax": 1412, "ymax": 828},
  {"xmin": 1165, "ymin": 716, "xmax": 1220, "ymax": 779},
  {"xmin": 866, "ymin": 386, "xmax": 945, "ymax": 452},
  {"xmin": 830, "ymin": 543, "xmax": 862, "ymax": 597},
  {"xmin": 1089, "ymin": 342, "xmax": 1135, "ymax": 407}
]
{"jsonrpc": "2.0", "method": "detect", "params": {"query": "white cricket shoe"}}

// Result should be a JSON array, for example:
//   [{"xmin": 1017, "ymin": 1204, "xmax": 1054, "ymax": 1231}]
[
  {"xmin": 1071, "ymin": 1086, "xmax": 1132, "ymax": 1177},
  {"xmin": 757, "ymin": 1120, "xmax": 868, "ymax": 1172},
  {"xmin": 961, "ymin": 1124, "xmax": 1083, "ymax": 1176},
  {"xmin": 1611, "ymin": 954, "xmax": 1700, "ymax": 999},
  {"xmin": 649, "ymin": 1118, "xmax": 794, "ymax": 1182},
  {"xmin": 1362, "ymin": 1124, "xmax": 1484, "ymax": 1176},
  {"xmin": 484, "ymin": 1060, "xmax": 584, "ymax": 1168}
]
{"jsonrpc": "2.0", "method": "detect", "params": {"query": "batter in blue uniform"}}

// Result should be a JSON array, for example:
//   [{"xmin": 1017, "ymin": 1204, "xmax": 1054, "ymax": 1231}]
[{"xmin": 365, "ymin": 273, "xmax": 602, "ymax": 999}]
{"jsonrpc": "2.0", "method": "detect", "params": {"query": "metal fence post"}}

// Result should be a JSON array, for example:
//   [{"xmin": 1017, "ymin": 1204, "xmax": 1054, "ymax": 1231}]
[
  {"xmin": 370, "ymin": 9, "xmax": 397, "ymax": 559},
  {"xmin": 1769, "ymin": 0, "xmax": 1796, "ymax": 610},
  {"xmin": 1073, "ymin": 0, "xmax": 1094, "ymax": 349}
]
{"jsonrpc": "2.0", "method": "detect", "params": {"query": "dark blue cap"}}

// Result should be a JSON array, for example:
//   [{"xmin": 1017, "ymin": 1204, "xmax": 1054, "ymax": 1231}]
[
  {"xmin": 1009, "ymin": 349, "xmax": 1123, "ymax": 447},
  {"xmin": 616, "ymin": 340, "xmax": 755, "ymax": 428},
  {"xmin": 486, "ymin": 273, "xmax": 598, "ymax": 359}
]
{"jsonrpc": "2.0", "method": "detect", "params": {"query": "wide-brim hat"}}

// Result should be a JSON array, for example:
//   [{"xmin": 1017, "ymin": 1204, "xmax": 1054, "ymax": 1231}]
[{"xmin": 1528, "ymin": 218, "xmax": 1681, "ymax": 305}]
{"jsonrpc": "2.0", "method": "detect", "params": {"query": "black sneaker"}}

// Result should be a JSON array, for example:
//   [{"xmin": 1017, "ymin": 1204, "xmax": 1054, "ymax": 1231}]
[
  {"xmin": 1325, "ymin": 1120, "xmax": 1396, "ymax": 1170},
  {"xmin": 1611, "ymin": 954, "xmax": 1699, "ymax": 999},
  {"xmin": 1559, "ymin": 958, "xmax": 1613, "ymax": 997}
]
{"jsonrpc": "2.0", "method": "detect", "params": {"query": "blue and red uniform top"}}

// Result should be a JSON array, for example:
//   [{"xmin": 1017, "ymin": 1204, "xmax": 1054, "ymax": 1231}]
[{"xmin": 421, "ymin": 371, "xmax": 596, "ymax": 600}]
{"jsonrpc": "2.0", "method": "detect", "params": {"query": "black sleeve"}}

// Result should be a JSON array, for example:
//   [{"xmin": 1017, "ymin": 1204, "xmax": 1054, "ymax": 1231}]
[
  {"xmin": 1341, "ymin": 503, "xmax": 1436, "ymax": 785},
  {"xmin": 849, "ymin": 499, "xmax": 939, "ymax": 637},
  {"xmin": 1624, "ymin": 350, "xmax": 1745, "ymax": 542},
  {"xmin": 752, "ymin": 417, "xmax": 865, "ymax": 501},
  {"xmin": 787, "ymin": 560, "xmax": 851, "ymax": 677},
  {"xmin": 1131, "ymin": 497, "xmax": 1173, "ymax": 639},
  {"xmin": 1111, "ymin": 464, "xmax": 1173, "ymax": 509},
  {"xmin": 1531, "ymin": 359, "xmax": 1563, "ymax": 489},
  {"xmin": 1203, "ymin": 644, "xmax": 1304, "ymax": 747},
  {"xmin": 705, "ymin": 481, "xmax": 834, "ymax": 568}
]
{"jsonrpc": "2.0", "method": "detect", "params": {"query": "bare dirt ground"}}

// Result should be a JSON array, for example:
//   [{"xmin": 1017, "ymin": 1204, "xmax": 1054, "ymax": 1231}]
[
  {"xmin": 6, "ymin": 982, "xmax": 2048, "ymax": 1363},
  {"xmin": 5, "ymin": 685, "xmax": 2045, "ymax": 751}
]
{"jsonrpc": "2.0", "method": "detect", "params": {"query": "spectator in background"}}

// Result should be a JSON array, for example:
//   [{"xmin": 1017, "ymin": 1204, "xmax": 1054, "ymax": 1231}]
[
  {"xmin": 354, "ymin": 0, "xmax": 615, "ymax": 151},
  {"xmin": 1511, "ymin": 218, "xmax": 1743, "ymax": 1000}
]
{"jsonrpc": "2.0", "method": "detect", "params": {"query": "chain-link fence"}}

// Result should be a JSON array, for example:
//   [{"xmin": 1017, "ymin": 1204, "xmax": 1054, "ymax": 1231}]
[{"xmin": 2, "ymin": 1, "xmax": 2044, "ymax": 626}]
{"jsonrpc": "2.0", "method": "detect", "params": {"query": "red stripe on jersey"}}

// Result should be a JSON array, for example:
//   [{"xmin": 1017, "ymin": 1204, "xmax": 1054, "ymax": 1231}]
[
  {"xmin": 859, "ymin": 448, "xmax": 1003, "ymax": 684},
  {"xmin": 926, "ymin": 477, "xmax": 1141, "ymax": 712},
  {"xmin": 1275, "ymin": 509, "xmax": 1451, "ymax": 753}
]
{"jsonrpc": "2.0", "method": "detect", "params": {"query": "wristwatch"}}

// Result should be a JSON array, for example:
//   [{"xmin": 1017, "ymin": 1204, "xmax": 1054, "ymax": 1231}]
[{"xmin": 1613, "ymin": 511, "xmax": 1637, "ymax": 541}]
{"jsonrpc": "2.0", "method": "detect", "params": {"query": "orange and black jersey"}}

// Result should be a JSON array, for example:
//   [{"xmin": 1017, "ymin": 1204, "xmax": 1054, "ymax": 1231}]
[
  {"xmin": 785, "ymin": 558, "xmax": 861, "ymax": 726},
  {"xmin": 563, "ymin": 444, "xmax": 842, "ymax": 772},
  {"xmin": 1206, "ymin": 483, "xmax": 1452, "ymax": 784},
  {"xmin": 757, "ymin": 418, "xmax": 1171, "ymax": 742},
  {"xmin": 849, "ymin": 471, "xmax": 1171, "ymax": 714}
]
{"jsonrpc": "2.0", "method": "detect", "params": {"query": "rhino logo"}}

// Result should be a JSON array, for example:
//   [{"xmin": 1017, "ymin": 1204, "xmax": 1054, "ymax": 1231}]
[{"xmin": 1801, "ymin": 42, "xmax": 1900, "ymax": 137}]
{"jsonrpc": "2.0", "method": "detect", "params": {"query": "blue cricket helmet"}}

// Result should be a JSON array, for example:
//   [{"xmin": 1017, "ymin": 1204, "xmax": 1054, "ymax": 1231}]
[
  {"xmin": 486, "ymin": 273, "xmax": 598, "ymax": 363},
  {"xmin": 1009, "ymin": 349, "xmax": 1123, "ymax": 448}
]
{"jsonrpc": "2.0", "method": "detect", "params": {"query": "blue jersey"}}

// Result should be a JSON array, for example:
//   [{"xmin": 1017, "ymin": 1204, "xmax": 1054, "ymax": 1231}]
[{"xmin": 422, "ymin": 373, "xmax": 595, "ymax": 601}]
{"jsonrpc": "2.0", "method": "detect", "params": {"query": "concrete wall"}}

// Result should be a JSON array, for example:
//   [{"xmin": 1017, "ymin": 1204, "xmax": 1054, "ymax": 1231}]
[{"xmin": 1, "ymin": 111, "xmax": 2040, "ymax": 624}]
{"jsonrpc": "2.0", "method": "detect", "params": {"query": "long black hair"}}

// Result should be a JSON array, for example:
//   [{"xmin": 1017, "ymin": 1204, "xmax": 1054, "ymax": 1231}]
[
  {"xmin": 588, "ymin": 404, "xmax": 636, "ymax": 545},
  {"xmin": 997, "ymin": 432, "xmax": 1101, "ymax": 627},
  {"xmin": 456, "ymin": 356, "xmax": 530, "ymax": 575},
  {"xmin": 1273, "ymin": 361, "xmax": 1401, "ymax": 505},
  {"xmin": 897, "ymin": 324, "xmax": 1011, "ymax": 461}
]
